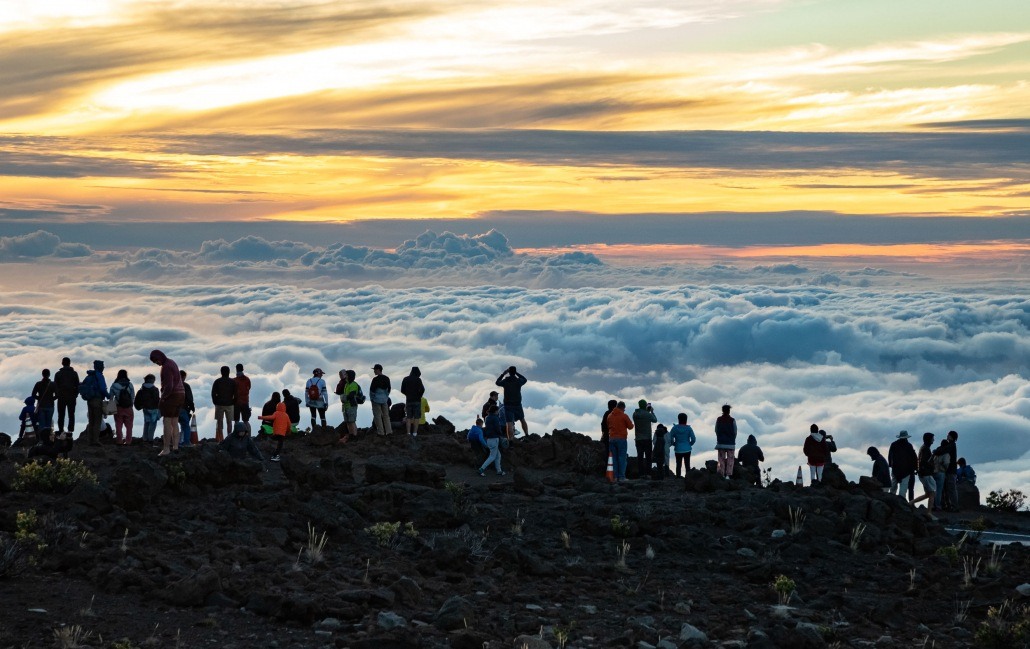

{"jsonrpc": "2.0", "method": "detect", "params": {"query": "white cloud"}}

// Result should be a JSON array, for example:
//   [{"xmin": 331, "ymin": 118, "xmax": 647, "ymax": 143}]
[{"xmin": 0, "ymin": 229, "xmax": 92, "ymax": 260}]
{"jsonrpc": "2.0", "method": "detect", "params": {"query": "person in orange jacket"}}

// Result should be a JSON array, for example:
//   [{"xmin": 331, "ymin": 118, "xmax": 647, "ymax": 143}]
[
  {"xmin": 259, "ymin": 401, "xmax": 290, "ymax": 462},
  {"xmin": 605, "ymin": 401, "xmax": 634, "ymax": 484}
]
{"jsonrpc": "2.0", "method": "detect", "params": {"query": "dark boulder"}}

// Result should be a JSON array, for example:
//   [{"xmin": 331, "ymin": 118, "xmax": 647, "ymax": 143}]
[{"xmin": 957, "ymin": 481, "xmax": 980, "ymax": 510}]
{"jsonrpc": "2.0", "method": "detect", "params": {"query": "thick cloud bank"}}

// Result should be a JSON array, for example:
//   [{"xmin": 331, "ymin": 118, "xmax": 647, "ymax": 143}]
[{"xmin": 1, "ymin": 280, "xmax": 1027, "ymax": 499}]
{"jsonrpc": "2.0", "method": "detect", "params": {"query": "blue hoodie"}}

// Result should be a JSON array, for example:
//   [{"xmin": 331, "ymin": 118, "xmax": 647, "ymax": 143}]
[
  {"xmin": 669, "ymin": 423, "xmax": 696, "ymax": 454},
  {"xmin": 81, "ymin": 360, "xmax": 109, "ymax": 400}
]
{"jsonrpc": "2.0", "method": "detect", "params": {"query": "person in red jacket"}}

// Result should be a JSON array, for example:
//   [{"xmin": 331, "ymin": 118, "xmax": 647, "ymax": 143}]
[
  {"xmin": 803, "ymin": 423, "xmax": 831, "ymax": 485},
  {"xmin": 259, "ymin": 401, "xmax": 291, "ymax": 462},
  {"xmin": 149, "ymin": 350, "xmax": 185, "ymax": 457},
  {"xmin": 606, "ymin": 401, "xmax": 634, "ymax": 484}
]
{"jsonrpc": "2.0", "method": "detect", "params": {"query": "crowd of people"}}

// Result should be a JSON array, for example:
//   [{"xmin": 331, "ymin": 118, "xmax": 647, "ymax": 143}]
[{"xmin": 16, "ymin": 354, "xmax": 978, "ymax": 512}]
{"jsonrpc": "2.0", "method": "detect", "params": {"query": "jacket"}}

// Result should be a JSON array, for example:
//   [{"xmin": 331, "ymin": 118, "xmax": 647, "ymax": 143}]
[
  {"xmin": 668, "ymin": 424, "xmax": 696, "ymax": 454},
  {"xmin": 262, "ymin": 397, "xmax": 280, "ymax": 417},
  {"xmin": 495, "ymin": 372, "xmax": 527, "ymax": 405},
  {"xmin": 870, "ymin": 451, "xmax": 891, "ymax": 487},
  {"xmin": 235, "ymin": 373, "xmax": 252, "ymax": 406},
  {"xmin": 467, "ymin": 425, "xmax": 486, "ymax": 447},
  {"xmin": 110, "ymin": 378, "xmax": 135, "ymax": 409},
  {"xmin": 182, "ymin": 382, "xmax": 195, "ymax": 412},
  {"xmin": 220, "ymin": 433, "xmax": 263, "ymax": 461},
  {"xmin": 888, "ymin": 438, "xmax": 917, "ymax": 479},
  {"xmin": 483, "ymin": 414, "xmax": 504, "ymax": 439},
  {"xmin": 803, "ymin": 432, "xmax": 830, "ymax": 466},
  {"xmin": 81, "ymin": 361, "xmax": 109, "ymax": 400},
  {"xmin": 149, "ymin": 351, "xmax": 184, "ymax": 398},
  {"xmin": 305, "ymin": 377, "xmax": 328, "ymax": 408},
  {"xmin": 917, "ymin": 444, "xmax": 935, "ymax": 477},
  {"xmin": 606, "ymin": 408, "xmax": 634, "ymax": 441},
  {"xmin": 211, "ymin": 376, "xmax": 237, "ymax": 406},
  {"xmin": 53, "ymin": 366, "xmax": 80, "ymax": 401},
  {"xmin": 714, "ymin": 415, "xmax": 736, "ymax": 450},
  {"xmin": 259, "ymin": 402, "xmax": 291, "ymax": 437},
  {"xmin": 737, "ymin": 436, "xmax": 765, "ymax": 468},
  {"xmin": 283, "ymin": 394, "xmax": 302, "ymax": 424},
  {"xmin": 631, "ymin": 407, "xmax": 657, "ymax": 442},
  {"xmin": 32, "ymin": 379, "xmax": 56, "ymax": 407},
  {"xmin": 134, "ymin": 382, "xmax": 160, "ymax": 410},
  {"xmin": 400, "ymin": 373, "xmax": 425, "ymax": 403},
  {"xmin": 369, "ymin": 374, "xmax": 391, "ymax": 404}
]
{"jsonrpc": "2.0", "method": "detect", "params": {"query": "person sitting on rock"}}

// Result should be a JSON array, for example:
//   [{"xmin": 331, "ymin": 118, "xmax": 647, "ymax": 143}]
[
  {"xmin": 867, "ymin": 446, "xmax": 890, "ymax": 491},
  {"xmin": 956, "ymin": 458, "xmax": 976, "ymax": 485},
  {"xmin": 479, "ymin": 405, "xmax": 506, "ymax": 477},
  {"xmin": 803, "ymin": 424, "xmax": 831, "ymax": 485},
  {"xmin": 259, "ymin": 401, "xmax": 291, "ymax": 462},
  {"xmin": 260, "ymin": 392, "xmax": 281, "ymax": 436},
  {"xmin": 27, "ymin": 427, "xmax": 61, "ymax": 464},
  {"xmin": 219, "ymin": 421, "xmax": 264, "ymax": 462},
  {"xmin": 737, "ymin": 434, "xmax": 765, "ymax": 486},
  {"xmin": 467, "ymin": 417, "xmax": 488, "ymax": 461}
]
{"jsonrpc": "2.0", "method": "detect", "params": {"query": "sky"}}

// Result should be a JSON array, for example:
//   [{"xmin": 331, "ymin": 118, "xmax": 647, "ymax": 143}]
[{"xmin": 0, "ymin": 1, "xmax": 1028, "ymax": 500}]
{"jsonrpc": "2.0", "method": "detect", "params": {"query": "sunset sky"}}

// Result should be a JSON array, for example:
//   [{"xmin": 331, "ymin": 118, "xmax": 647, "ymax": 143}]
[{"xmin": 1, "ymin": 0, "xmax": 1028, "ymax": 252}]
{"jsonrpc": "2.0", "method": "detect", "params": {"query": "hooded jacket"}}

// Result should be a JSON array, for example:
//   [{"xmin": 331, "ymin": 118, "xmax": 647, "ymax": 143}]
[
  {"xmin": 668, "ymin": 423, "xmax": 696, "ymax": 454},
  {"xmin": 803, "ymin": 431, "xmax": 830, "ymax": 466},
  {"xmin": 31, "ymin": 377, "xmax": 56, "ymax": 407},
  {"xmin": 400, "ymin": 368, "xmax": 425, "ymax": 403},
  {"xmin": 134, "ymin": 381, "xmax": 160, "ymax": 410},
  {"xmin": 54, "ymin": 365, "xmax": 80, "ymax": 401},
  {"xmin": 211, "ymin": 374, "xmax": 237, "ymax": 406},
  {"xmin": 110, "ymin": 377, "xmax": 135, "ymax": 409},
  {"xmin": 220, "ymin": 424, "xmax": 263, "ymax": 461},
  {"xmin": 259, "ymin": 402, "xmax": 291, "ymax": 437},
  {"xmin": 887, "ymin": 437, "xmax": 918, "ymax": 479},
  {"xmin": 148, "ymin": 350, "xmax": 184, "ymax": 398},
  {"xmin": 81, "ymin": 361, "xmax": 109, "ymax": 400},
  {"xmin": 632, "ymin": 406, "xmax": 657, "ymax": 442},
  {"xmin": 737, "ymin": 435, "xmax": 765, "ymax": 468},
  {"xmin": 606, "ymin": 407, "xmax": 634, "ymax": 441},
  {"xmin": 869, "ymin": 449, "xmax": 891, "ymax": 487}
]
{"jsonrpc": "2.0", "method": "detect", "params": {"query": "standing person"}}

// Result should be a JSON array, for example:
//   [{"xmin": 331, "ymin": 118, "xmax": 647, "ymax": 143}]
[
  {"xmin": 495, "ymin": 366, "xmax": 529, "ymax": 439},
  {"xmin": 179, "ymin": 370, "xmax": 196, "ymax": 447},
  {"xmin": 420, "ymin": 396, "xmax": 430, "ymax": 426},
  {"xmin": 867, "ymin": 446, "xmax": 891, "ymax": 491},
  {"xmin": 149, "ymin": 350, "xmax": 185, "ymax": 457},
  {"xmin": 652, "ymin": 424, "xmax": 669, "ymax": 480},
  {"xmin": 714, "ymin": 404, "xmax": 737, "ymax": 478},
  {"xmin": 912, "ymin": 432, "xmax": 939, "ymax": 520},
  {"xmin": 369, "ymin": 364, "xmax": 392, "ymax": 436},
  {"xmin": 109, "ymin": 369, "xmax": 135, "ymax": 445},
  {"xmin": 632, "ymin": 400, "xmax": 657, "ymax": 478},
  {"xmin": 305, "ymin": 368, "xmax": 329, "ymax": 429},
  {"xmin": 80, "ymin": 360, "xmax": 109, "ymax": 446},
  {"xmin": 260, "ymin": 392, "xmax": 282, "ymax": 435},
  {"xmin": 888, "ymin": 430, "xmax": 918, "ymax": 500},
  {"xmin": 803, "ymin": 424, "xmax": 830, "ymax": 485},
  {"xmin": 31, "ymin": 369, "xmax": 56, "ymax": 431},
  {"xmin": 478, "ymin": 404, "xmax": 506, "ymax": 476},
  {"xmin": 211, "ymin": 366, "xmax": 237, "ymax": 443},
  {"xmin": 134, "ymin": 374, "xmax": 161, "ymax": 444},
  {"xmin": 338, "ymin": 370, "xmax": 361, "ymax": 444},
  {"xmin": 233, "ymin": 364, "xmax": 252, "ymax": 425},
  {"xmin": 281, "ymin": 389, "xmax": 302, "ymax": 434},
  {"xmin": 931, "ymin": 438, "xmax": 950, "ymax": 512},
  {"xmin": 606, "ymin": 401, "xmax": 633, "ymax": 484},
  {"xmin": 737, "ymin": 434, "xmax": 765, "ymax": 486},
  {"xmin": 482, "ymin": 391, "xmax": 500, "ymax": 420},
  {"xmin": 943, "ymin": 431, "xmax": 959, "ymax": 512},
  {"xmin": 668, "ymin": 412, "xmax": 696, "ymax": 477},
  {"xmin": 54, "ymin": 357, "xmax": 80, "ymax": 435},
  {"xmin": 259, "ymin": 401, "xmax": 291, "ymax": 462},
  {"xmin": 400, "ymin": 367, "xmax": 425, "ymax": 437},
  {"xmin": 601, "ymin": 399, "xmax": 617, "ymax": 471}
]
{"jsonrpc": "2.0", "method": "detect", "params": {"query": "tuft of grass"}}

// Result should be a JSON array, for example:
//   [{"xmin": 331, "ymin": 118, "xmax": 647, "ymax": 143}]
[
  {"xmin": 560, "ymin": 530, "xmax": 571, "ymax": 550},
  {"xmin": 963, "ymin": 556, "xmax": 982, "ymax": 587},
  {"xmin": 52, "ymin": 625, "xmax": 93, "ymax": 649},
  {"xmin": 985, "ymin": 544, "xmax": 1006, "ymax": 576},
  {"xmin": 615, "ymin": 540, "xmax": 630, "ymax": 571},
  {"xmin": 305, "ymin": 522, "xmax": 328, "ymax": 564},
  {"xmin": 788, "ymin": 506, "xmax": 805, "ymax": 535},
  {"xmin": 849, "ymin": 522, "xmax": 867, "ymax": 552},
  {"xmin": 511, "ymin": 509, "xmax": 525, "ymax": 537},
  {"xmin": 908, "ymin": 568, "xmax": 917, "ymax": 592},
  {"xmin": 955, "ymin": 599, "xmax": 973, "ymax": 625}
]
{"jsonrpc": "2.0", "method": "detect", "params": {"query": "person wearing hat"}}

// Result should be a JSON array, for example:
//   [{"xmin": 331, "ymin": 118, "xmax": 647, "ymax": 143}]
[
  {"xmin": 305, "ymin": 368, "xmax": 329, "ymax": 430},
  {"xmin": 369, "ymin": 364, "xmax": 391, "ymax": 436},
  {"xmin": 887, "ymin": 430, "xmax": 918, "ymax": 500},
  {"xmin": 481, "ymin": 391, "xmax": 499, "ymax": 420}
]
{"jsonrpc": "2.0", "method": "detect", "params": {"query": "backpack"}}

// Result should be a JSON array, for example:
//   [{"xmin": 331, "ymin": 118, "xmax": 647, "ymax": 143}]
[
  {"xmin": 354, "ymin": 388, "xmax": 366, "ymax": 405},
  {"xmin": 307, "ymin": 381, "xmax": 322, "ymax": 402},
  {"xmin": 78, "ymin": 375, "xmax": 98, "ymax": 401},
  {"xmin": 116, "ymin": 384, "xmax": 132, "ymax": 408},
  {"xmin": 933, "ymin": 453, "xmax": 950, "ymax": 474}
]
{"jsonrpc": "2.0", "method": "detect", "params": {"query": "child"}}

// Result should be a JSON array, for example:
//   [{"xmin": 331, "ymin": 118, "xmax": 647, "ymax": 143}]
[
  {"xmin": 18, "ymin": 396, "xmax": 39, "ymax": 440},
  {"xmin": 259, "ymin": 401, "xmax": 291, "ymax": 462},
  {"xmin": 652, "ymin": 424, "xmax": 669, "ymax": 480}
]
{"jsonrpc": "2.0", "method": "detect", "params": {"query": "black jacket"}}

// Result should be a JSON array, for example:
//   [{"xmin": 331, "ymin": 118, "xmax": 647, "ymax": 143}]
[
  {"xmin": 400, "ymin": 375, "xmax": 425, "ymax": 403},
  {"xmin": 737, "ymin": 442, "xmax": 765, "ymax": 468},
  {"xmin": 283, "ymin": 395, "xmax": 302, "ymax": 424},
  {"xmin": 53, "ymin": 366, "xmax": 80, "ymax": 401},
  {"xmin": 871, "ymin": 453, "xmax": 891, "ymax": 487},
  {"xmin": 32, "ymin": 379, "xmax": 56, "ymax": 407},
  {"xmin": 888, "ymin": 438, "xmax": 917, "ymax": 479},
  {"xmin": 917, "ymin": 444, "xmax": 935, "ymax": 477},
  {"xmin": 134, "ymin": 384, "xmax": 160, "ymax": 410},
  {"xmin": 211, "ymin": 376, "xmax": 237, "ymax": 407},
  {"xmin": 182, "ymin": 383, "xmax": 195, "ymax": 412}
]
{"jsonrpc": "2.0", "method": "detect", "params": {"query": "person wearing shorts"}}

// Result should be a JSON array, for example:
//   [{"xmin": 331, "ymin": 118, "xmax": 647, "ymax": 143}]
[{"xmin": 911, "ymin": 432, "xmax": 938, "ymax": 520}]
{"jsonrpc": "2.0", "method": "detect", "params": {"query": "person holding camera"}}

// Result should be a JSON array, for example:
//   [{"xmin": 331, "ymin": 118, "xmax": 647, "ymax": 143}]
[
  {"xmin": 495, "ymin": 366, "xmax": 529, "ymax": 440},
  {"xmin": 632, "ymin": 399, "xmax": 658, "ymax": 478}
]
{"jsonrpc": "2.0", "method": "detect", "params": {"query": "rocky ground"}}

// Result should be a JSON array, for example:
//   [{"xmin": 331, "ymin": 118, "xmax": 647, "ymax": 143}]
[{"xmin": 0, "ymin": 421, "xmax": 1028, "ymax": 649}]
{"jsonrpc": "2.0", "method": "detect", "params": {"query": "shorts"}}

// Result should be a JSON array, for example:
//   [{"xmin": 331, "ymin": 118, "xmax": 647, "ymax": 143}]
[
  {"xmin": 504, "ymin": 403, "xmax": 524, "ymax": 423},
  {"xmin": 920, "ymin": 475, "xmax": 937, "ymax": 494},
  {"xmin": 342, "ymin": 406, "xmax": 357, "ymax": 423},
  {"xmin": 405, "ymin": 401, "xmax": 421, "ymax": 419}
]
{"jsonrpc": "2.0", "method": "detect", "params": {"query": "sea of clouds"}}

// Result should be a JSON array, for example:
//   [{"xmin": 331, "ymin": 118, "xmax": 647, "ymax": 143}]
[{"xmin": 0, "ymin": 228, "xmax": 1027, "ymax": 498}]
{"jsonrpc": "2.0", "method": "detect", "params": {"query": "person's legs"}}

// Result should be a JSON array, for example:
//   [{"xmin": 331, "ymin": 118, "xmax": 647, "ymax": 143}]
[
  {"xmin": 636, "ymin": 440, "xmax": 652, "ymax": 477},
  {"xmin": 273, "ymin": 436, "xmax": 284, "ymax": 459},
  {"xmin": 716, "ymin": 449, "xmax": 729, "ymax": 476},
  {"xmin": 39, "ymin": 406, "xmax": 54, "ymax": 430},
  {"xmin": 87, "ymin": 398, "xmax": 103, "ymax": 444},
  {"xmin": 480, "ymin": 438, "xmax": 499, "ymax": 474},
  {"xmin": 114, "ymin": 409, "xmax": 126, "ymax": 443},
  {"xmin": 178, "ymin": 409, "xmax": 192, "ymax": 446},
  {"xmin": 946, "ymin": 474, "xmax": 959, "ymax": 511},
  {"xmin": 371, "ymin": 403, "xmax": 386, "ymax": 435},
  {"xmin": 610, "ymin": 439, "xmax": 628, "ymax": 481},
  {"xmin": 934, "ymin": 471, "xmax": 945, "ymax": 510},
  {"xmin": 57, "ymin": 399, "xmax": 68, "ymax": 432},
  {"xmin": 318, "ymin": 407, "xmax": 326, "ymax": 428}
]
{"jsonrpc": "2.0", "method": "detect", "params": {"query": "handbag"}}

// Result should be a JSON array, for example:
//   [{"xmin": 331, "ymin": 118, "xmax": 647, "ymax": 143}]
[{"xmin": 102, "ymin": 399, "xmax": 118, "ymax": 415}]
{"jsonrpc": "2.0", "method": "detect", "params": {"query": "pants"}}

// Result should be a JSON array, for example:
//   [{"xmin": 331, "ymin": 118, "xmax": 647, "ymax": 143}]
[
  {"xmin": 635, "ymin": 439, "xmax": 652, "ymax": 477},
  {"xmin": 57, "ymin": 397, "xmax": 76, "ymax": 432},
  {"xmin": 179, "ymin": 409, "xmax": 192, "ymax": 446},
  {"xmin": 890, "ymin": 474, "xmax": 912, "ymax": 497},
  {"xmin": 234, "ymin": 404, "xmax": 252, "ymax": 423},
  {"xmin": 86, "ymin": 398, "xmax": 104, "ymax": 444},
  {"xmin": 214, "ymin": 405, "xmax": 234, "ymax": 442},
  {"xmin": 675, "ymin": 452, "xmax": 692, "ymax": 476},
  {"xmin": 480, "ymin": 437, "xmax": 502, "ymax": 473},
  {"xmin": 717, "ymin": 449, "xmax": 734, "ymax": 477},
  {"xmin": 309, "ymin": 406, "xmax": 327, "ymax": 426},
  {"xmin": 809, "ymin": 464, "xmax": 824, "ymax": 483},
  {"xmin": 274, "ymin": 436, "xmax": 284, "ymax": 456},
  {"xmin": 371, "ymin": 402, "xmax": 390, "ymax": 436},
  {"xmin": 37, "ymin": 405, "xmax": 55, "ymax": 430},
  {"xmin": 114, "ymin": 406, "xmax": 134, "ymax": 442},
  {"xmin": 143, "ymin": 409, "xmax": 160, "ymax": 442},
  {"xmin": 934, "ymin": 471, "xmax": 946, "ymax": 508},
  {"xmin": 609, "ymin": 439, "xmax": 628, "ymax": 481},
  {"xmin": 944, "ymin": 473, "xmax": 958, "ymax": 510}
]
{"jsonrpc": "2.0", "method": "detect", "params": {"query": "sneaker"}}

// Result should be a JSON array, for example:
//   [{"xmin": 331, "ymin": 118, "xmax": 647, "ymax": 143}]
[
  {"xmin": 157, "ymin": 450, "xmax": 169, "ymax": 456},
  {"xmin": 271, "ymin": 455, "xmax": 280, "ymax": 462},
  {"xmin": 478, "ymin": 470, "xmax": 485, "ymax": 477},
  {"xmin": 497, "ymin": 471, "xmax": 506, "ymax": 476}
]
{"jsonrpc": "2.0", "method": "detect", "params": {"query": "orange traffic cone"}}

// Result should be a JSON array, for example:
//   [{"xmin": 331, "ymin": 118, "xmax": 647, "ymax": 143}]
[
  {"xmin": 795, "ymin": 465, "xmax": 803, "ymax": 486},
  {"xmin": 606, "ymin": 452, "xmax": 615, "ymax": 483}
]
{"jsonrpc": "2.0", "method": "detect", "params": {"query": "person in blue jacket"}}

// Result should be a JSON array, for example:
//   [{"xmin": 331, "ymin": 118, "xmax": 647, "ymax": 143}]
[{"xmin": 668, "ymin": 412, "xmax": 696, "ymax": 477}]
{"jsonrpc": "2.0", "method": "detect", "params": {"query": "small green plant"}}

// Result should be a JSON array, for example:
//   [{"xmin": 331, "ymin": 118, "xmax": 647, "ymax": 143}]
[
  {"xmin": 15, "ymin": 510, "xmax": 46, "ymax": 562},
  {"xmin": 165, "ymin": 462, "xmax": 187, "ymax": 489},
  {"xmin": 511, "ymin": 509, "xmax": 525, "ymax": 537},
  {"xmin": 12, "ymin": 459, "xmax": 97, "ymax": 493},
  {"xmin": 969, "ymin": 516, "xmax": 989, "ymax": 541},
  {"xmin": 403, "ymin": 522, "xmax": 418, "ymax": 538},
  {"xmin": 610, "ymin": 515, "xmax": 631, "ymax": 538},
  {"xmin": 850, "ymin": 522, "xmax": 867, "ymax": 552},
  {"xmin": 772, "ymin": 574, "xmax": 796, "ymax": 606},
  {"xmin": 963, "ymin": 556, "xmax": 982, "ymax": 587},
  {"xmin": 554, "ymin": 626, "xmax": 570, "ymax": 649},
  {"xmin": 364, "ymin": 521, "xmax": 401, "ymax": 547},
  {"xmin": 986, "ymin": 489, "xmax": 1026, "ymax": 512},
  {"xmin": 975, "ymin": 600, "xmax": 1030, "ymax": 648},
  {"xmin": 52, "ymin": 625, "xmax": 93, "ymax": 649},
  {"xmin": 935, "ymin": 544, "xmax": 960, "ymax": 563},
  {"xmin": 305, "ymin": 522, "xmax": 328, "ymax": 564},
  {"xmin": 787, "ymin": 506, "xmax": 805, "ymax": 535},
  {"xmin": 111, "ymin": 639, "xmax": 140, "ymax": 649}
]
